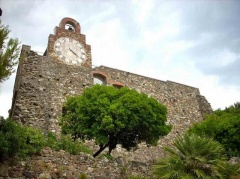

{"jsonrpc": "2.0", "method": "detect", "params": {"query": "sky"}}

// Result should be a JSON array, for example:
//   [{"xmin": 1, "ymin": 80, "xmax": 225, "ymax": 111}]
[{"xmin": 0, "ymin": 0, "xmax": 240, "ymax": 118}]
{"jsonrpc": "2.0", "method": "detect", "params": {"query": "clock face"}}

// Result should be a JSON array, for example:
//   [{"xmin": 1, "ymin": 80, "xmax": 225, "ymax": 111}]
[{"xmin": 54, "ymin": 37, "xmax": 87, "ymax": 65}]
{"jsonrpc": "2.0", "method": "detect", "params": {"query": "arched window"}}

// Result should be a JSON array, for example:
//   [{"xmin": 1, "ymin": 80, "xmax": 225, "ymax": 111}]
[
  {"xmin": 65, "ymin": 22, "xmax": 76, "ymax": 32},
  {"xmin": 93, "ymin": 72, "xmax": 107, "ymax": 85}
]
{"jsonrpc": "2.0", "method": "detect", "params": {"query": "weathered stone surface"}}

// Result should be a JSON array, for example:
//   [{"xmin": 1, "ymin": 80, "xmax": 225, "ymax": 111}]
[
  {"xmin": 39, "ymin": 172, "xmax": 51, "ymax": 179},
  {"xmin": 10, "ymin": 18, "xmax": 212, "ymax": 167},
  {"xmin": 22, "ymin": 170, "xmax": 36, "ymax": 178},
  {"xmin": 10, "ymin": 45, "xmax": 212, "ymax": 162},
  {"xmin": 0, "ymin": 148, "xmax": 152, "ymax": 178},
  {"xmin": 1, "ymin": 149, "xmax": 234, "ymax": 179}
]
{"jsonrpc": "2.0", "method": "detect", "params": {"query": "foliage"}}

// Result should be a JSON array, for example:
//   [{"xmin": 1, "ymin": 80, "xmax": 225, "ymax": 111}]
[
  {"xmin": 0, "ymin": 118, "xmax": 92, "ymax": 161},
  {"xmin": 47, "ymin": 134, "xmax": 92, "ymax": 155},
  {"xmin": 120, "ymin": 166, "xmax": 127, "ymax": 176},
  {"xmin": 152, "ymin": 133, "xmax": 240, "ymax": 179},
  {"xmin": 0, "ymin": 21, "xmax": 20, "ymax": 83},
  {"xmin": 100, "ymin": 153, "xmax": 114, "ymax": 160},
  {"xmin": 43, "ymin": 132, "xmax": 92, "ymax": 155},
  {"xmin": 61, "ymin": 85, "xmax": 172, "ymax": 157},
  {"xmin": 0, "ymin": 118, "xmax": 45, "ymax": 160},
  {"xmin": 188, "ymin": 102, "xmax": 240, "ymax": 156}
]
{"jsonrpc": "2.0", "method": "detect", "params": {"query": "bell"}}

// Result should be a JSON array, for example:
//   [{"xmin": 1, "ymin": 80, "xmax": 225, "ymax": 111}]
[{"xmin": 68, "ymin": 27, "xmax": 73, "ymax": 31}]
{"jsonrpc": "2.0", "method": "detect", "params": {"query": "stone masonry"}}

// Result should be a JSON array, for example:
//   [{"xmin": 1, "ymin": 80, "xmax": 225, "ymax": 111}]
[{"xmin": 10, "ymin": 17, "xmax": 212, "ymax": 162}]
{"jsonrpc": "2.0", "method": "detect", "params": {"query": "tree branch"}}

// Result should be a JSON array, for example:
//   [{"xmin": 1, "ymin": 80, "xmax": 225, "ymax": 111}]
[{"xmin": 93, "ymin": 141, "xmax": 109, "ymax": 158}]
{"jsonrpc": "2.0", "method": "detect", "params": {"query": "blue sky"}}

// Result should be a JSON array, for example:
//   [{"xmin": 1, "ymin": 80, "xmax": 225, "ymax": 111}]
[{"xmin": 0, "ymin": 0, "xmax": 240, "ymax": 118}]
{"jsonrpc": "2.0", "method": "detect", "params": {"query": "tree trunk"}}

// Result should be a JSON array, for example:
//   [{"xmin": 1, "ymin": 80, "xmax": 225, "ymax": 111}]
[
  {"xmin": 93, "ymin": 142, "xmax": 109, "ymax": 158},
  {"xmin": 108, "ymin": 141, "xmax": 117, "ymax": 155}
]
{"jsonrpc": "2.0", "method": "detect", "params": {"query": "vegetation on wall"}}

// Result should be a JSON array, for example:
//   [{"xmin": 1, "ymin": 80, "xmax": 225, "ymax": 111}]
[
  {"xmin": 188, "ymin": 102, "xmax": 240, "ymax": 156},
  {"xmin": 61, "ymin": 84, "xmax": 172, "ymax": 157},
  {"xmin": 46, "ymin": 132, "xmax": 92, "ymax": 155},
  {"xmin": 0, "ymin": 21, "xmax": 20, "ymax": 83}
]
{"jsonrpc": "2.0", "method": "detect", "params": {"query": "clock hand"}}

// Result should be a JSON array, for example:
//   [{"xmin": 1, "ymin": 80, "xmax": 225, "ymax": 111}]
[{"xmin": 69, "ymin": 48, "xmax": 80, "ymax": 57}]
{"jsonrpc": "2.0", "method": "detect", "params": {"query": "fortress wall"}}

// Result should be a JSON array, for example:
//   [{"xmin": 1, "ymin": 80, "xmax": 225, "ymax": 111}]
[
  {"xmin": 92, "ymin": 66, "xmax": 212, "ymax": 161},
  {"xmin": 11, "ymin": 45, "xmax": 93, "ymax": 134},
  {"xmin": 10, "ymin": 46, "xmax": 212, "ymax": 162},
  {"xmin": 11, "ymin": 46, "xmax": 47, "ymax": 131},
  {"xmin": 93, "ymin": 66, "xmax": 209, "ymax": 130}
]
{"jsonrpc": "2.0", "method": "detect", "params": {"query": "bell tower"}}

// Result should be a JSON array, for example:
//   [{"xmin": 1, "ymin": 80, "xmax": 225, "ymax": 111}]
[{"xmin": 46, "ymin": 17, "xmax": 92, "ymax": 68}]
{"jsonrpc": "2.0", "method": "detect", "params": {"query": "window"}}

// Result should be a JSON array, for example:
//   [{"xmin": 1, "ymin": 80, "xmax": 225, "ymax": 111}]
[{"xmin": 93, "ymin": 73, "xmax": 107, "ymax": 85}]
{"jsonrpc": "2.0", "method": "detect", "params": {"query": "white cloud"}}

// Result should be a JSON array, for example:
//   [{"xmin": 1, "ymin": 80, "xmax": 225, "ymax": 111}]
[
  {"xmin": 0, "ymin": 74, "xmax": 16, "ymax": 118},
  {"xmin": 132, "ymin": 0, "xmax": 155, "ymax": 25},
  {"xmin": 87, "ymin": 18, "xmax": 132, "ymax": 69},
  {"xmin": 196, "ymin": 75, "xmax": 240, "ymax": 110},
  {"xmin": 213, "ymin": 48, "xmax": 237, "ymax": 67}
]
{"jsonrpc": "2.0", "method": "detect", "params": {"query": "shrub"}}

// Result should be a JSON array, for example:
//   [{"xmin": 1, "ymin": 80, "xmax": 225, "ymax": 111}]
[
  {"xmin": 53, "ymin": 135, "xmax": 92, "ymax": 155},
  {"xmin": 0, "ymin": 119, "xmax": 92, "ymax": 161},
  {"xmin": 45, "ymin": 132, "xmax": 58, "ymax": 149},
  {"xmin": 188, "ymin": 102, "xmax": 240, "ymax": 157},
  {"xmin": 0, "ymin": 118, "xmax": 45, "ymax": 160}
]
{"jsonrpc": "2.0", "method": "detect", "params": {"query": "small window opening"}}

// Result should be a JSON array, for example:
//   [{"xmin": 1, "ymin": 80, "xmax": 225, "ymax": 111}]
[
  {"xmin": 65, "ymin": 23, "xmax": 75, "ymax": 32},
  {"xmin": 93, "ymin": 73, "xmax": 107, "ymax": 85}
]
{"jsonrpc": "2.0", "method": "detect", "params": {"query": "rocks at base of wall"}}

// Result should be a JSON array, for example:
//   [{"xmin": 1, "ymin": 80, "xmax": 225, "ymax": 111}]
[{"xmin": 0, "ymin": 148, "xmax": 152, "ymax": 179}]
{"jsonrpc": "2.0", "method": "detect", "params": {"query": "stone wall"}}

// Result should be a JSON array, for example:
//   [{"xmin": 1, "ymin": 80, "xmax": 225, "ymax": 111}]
[
  {"xmin": 10, "ymin": 45, "xmax": 212, "ymax": 162},
  {"xmin": 90, "ymin": 66, "xmax": 212, "ymax": 161},
  {"xmin": 10, "ymin": 45, "xmax": 93, "ymax": 135},
  {"xmin": 0, "ymin": 148, "xmax": 152, "ymax": 179}
]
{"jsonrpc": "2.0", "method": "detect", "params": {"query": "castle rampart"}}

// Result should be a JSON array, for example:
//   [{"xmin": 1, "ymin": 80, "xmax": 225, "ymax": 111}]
[{"xmin": 10, "ymin": 18, "xmax": 212, "ymax": 162}]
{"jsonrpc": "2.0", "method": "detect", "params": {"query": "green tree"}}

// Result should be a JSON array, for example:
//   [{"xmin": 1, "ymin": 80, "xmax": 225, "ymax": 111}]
[
  {"xmin": 188, "ymin": 102, "xmax": 240, "ymax": 156},
  {"xmin": 0, "ymin": 21, "xmax": 20, "ymax": 83},
  {"xmin": 152, "ymin": 133, "xmax": 240, "ymax": 179},
  {"xmin": 61, "ymin": 85, "xmax": 171, "ymax": 157}
]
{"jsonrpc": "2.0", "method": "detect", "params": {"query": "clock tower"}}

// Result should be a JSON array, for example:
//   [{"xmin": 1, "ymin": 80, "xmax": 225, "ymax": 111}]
[
  {"xmin": 10, "ymin": 17, "xmax": 93, "ymax": 134},
  {"xmin": 46, "ymin": 17, "xmax": 91, "ymax": 67}
]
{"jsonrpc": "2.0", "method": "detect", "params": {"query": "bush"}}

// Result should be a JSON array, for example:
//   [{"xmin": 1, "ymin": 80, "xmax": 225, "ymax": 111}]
[
  {"xmin": 0, "ymin": 119, "xmax": 92, "ymax": 161},
  {"xmin": 52, "ymin": 135, "xmax": 92, "ymax": 155},
  {"xmin": 0, "ymin": 118, "xmax": 45, "ymax": 160},
  {"xmin": 188, "ymin": 102, "xmax": 240, "ymax": 157},
  {"xmin": 45, "ymin": 132, "xmax": 58, "ymax": 149},
  {"xmin": 23, "ymin": 126, "xmax": 46, "ymax": 155}
]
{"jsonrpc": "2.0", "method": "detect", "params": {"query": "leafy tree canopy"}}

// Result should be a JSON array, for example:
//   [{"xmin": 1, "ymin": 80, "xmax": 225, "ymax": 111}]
[
  {"xmin": 61, "ymin": 85, "xmax": 172, "ymax": 157},
  {"xmin": 188, "ymin": 102, "xmax": 240, "ymax": 157},
  {"xmin": 0, "ymin": 21, "xmax": 20, "ymax": 83}
]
